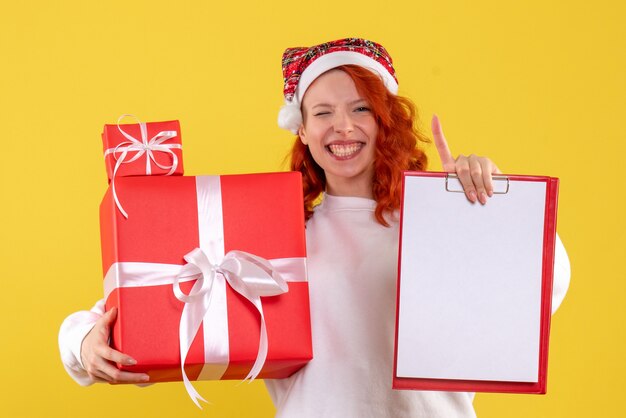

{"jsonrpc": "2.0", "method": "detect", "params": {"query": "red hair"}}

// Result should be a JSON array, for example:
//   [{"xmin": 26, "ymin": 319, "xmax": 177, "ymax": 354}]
[{"xmin": 289, "ymin": 65, "xmax": 430, "ymax": 226}]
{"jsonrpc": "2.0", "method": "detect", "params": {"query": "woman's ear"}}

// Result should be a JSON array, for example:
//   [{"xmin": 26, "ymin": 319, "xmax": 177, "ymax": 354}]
[{"xmin": 298, "ymin": 125, "xmax": 308, "ymax": 145}]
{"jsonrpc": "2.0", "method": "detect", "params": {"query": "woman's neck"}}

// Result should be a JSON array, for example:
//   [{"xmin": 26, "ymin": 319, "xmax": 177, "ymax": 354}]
[{"xmin": 325, "ymin": 176, "xmax": 373, "ymax": 198}]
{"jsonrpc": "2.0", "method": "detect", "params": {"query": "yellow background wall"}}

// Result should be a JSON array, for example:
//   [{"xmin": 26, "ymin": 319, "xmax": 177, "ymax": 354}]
[{"xmin": 1, "ymin": 1, "xmax": 624, "ymax": 417}]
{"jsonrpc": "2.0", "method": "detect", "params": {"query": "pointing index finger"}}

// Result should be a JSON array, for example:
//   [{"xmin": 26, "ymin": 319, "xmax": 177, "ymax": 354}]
[{"xmin": 432, "ymin": 114, "xmax": 456, "ymax": 172}]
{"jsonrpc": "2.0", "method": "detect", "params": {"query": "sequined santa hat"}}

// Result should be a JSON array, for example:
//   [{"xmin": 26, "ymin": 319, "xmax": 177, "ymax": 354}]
[{"xmin": 277, "ymin": 38, "xmax": 399, "ymax": 134}]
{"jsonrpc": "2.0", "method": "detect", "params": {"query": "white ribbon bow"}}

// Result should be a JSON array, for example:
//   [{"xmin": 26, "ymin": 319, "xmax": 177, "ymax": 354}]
[
  {"xmin": 173, "ymin": 247, "xmax": 289, "ymax": 408},
  {"xmin": 103, "ymin": 114, "xmax": 181, "ymax": 218}
]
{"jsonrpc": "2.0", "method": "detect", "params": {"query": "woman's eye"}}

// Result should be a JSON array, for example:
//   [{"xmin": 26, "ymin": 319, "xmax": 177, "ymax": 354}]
[
  {"xmin": 355, "ymin": 106, "xmax": 370, "ymax": 112},
  {"xmin": 314, "ymin": 111, "xmax": 331, "ymax": 116}
]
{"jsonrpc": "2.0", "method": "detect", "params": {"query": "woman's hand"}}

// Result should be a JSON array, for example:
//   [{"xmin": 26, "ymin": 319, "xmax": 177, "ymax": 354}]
[
  {"xmin": 80, "ymin": 307, "xmax": 150, "ymax": 384},
  {"xmin": 432, "ymin": 115, "xmax": 501, "ymax": 204}
]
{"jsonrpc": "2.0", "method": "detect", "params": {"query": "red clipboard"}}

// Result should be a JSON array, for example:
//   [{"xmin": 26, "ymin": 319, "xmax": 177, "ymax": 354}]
[{"xmin": 393, "ymin": 171, "xmax": 559, "ymax": 394}]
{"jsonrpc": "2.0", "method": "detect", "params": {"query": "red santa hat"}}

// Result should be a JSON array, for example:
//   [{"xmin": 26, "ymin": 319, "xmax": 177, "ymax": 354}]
[{"xmin": 278, "ymin": 38, "xmax": 399, "ymax": 134}]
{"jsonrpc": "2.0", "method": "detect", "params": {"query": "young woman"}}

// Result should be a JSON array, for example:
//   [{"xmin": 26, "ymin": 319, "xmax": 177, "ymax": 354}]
[{"xmin": 59, "ymin": 38, "xmax": 570, "ymax": 417}]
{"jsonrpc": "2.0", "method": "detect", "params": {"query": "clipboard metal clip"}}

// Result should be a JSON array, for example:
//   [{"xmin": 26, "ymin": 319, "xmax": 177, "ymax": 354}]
[{"xmin": 445, "ymin": 173, "xmax": 510, "ymax": 194}]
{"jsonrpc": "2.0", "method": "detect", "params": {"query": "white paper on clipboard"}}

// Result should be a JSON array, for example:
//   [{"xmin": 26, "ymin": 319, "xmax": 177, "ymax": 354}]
[{"xmin": 396, "ymin": 174, "xmax": 548, "ymax": 383}]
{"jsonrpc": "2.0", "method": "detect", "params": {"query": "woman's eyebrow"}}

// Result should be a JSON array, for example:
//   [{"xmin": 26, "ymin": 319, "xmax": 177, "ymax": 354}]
[
  {"xmin": 311, "ymin": 99, "xmax": 367, "ymax": 109},
  {"xmin": 349, "ymin": 99, "xmax": 368, "ymax": 105},
  {"xmin": 311, "ymin": 103, "xmax": 333, "ymax": 110}
]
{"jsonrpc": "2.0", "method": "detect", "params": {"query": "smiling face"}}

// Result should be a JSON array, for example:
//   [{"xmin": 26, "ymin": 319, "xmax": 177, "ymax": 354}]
[{"xmin": 298, "ymin": 69, "xmax": 379, "ymax": 198}]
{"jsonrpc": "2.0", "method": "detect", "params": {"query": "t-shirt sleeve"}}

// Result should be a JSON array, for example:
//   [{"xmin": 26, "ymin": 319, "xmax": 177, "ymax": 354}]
[
  {"xmin": 58, "ymin": 299, "xmax": 105, "ymax": 386},
  {"xmin": 551, "ymin": 233, "xmax": 571, "ymax": 314}
]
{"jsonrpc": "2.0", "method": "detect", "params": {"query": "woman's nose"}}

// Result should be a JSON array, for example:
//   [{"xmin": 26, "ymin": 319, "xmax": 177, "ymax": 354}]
[{"xmin": 333, "ymin": 110, "xmax": 354, "ymax": 134}]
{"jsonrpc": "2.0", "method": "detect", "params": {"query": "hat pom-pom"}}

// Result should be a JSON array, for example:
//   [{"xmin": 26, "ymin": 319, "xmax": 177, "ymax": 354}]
[{"xmin": 278, "ymin": 100, "xmax": 302, "ymax": 135}]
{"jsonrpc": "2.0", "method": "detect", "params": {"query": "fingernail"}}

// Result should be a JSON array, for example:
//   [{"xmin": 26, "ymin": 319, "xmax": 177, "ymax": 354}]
[
  {"xmin": 469, "ymin": 191, "xmax": 477, "ymax": 203},
  {"xmin": 487, "ymin": 190, "xmax": 494, "ymax": 197},
  {"xmin": 142, "ymin": 375, "xmax": 150, "ymax": 382},
  {"xmin": 480, "ymin": 192, "xmax": 487, "ymax": 205},
  {"xmin": 125, "ymin": 358, "xmax": 137, "ymax": 365}
]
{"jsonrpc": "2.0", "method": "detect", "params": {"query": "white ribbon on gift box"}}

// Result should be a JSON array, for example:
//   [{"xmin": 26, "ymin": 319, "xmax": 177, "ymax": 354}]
[
  {"xmin": 103, "ymin": 114, "xmax": 182, "ymax": 218},
  {"xmin": 102, "ymin": 176, "xmax": 307, "ymax": 408}
]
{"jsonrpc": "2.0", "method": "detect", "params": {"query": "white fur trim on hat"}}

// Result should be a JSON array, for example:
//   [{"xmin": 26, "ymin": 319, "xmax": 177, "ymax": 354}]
[{"xmin": 277, "ymin": 100, "xmax": 302, "ymax": 135}]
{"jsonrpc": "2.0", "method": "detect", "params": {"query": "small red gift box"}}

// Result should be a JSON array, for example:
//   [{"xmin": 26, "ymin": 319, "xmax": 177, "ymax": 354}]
[
  {"xmin": 99, "ymin": 172, "xmax": 312, "ymax": 402},
  {"xmin": 102, "ymin": 116, "xmax": 184, "ymax": 182}
]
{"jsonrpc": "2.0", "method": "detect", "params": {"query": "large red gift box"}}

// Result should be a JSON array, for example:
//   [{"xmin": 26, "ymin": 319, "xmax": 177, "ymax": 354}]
[
  {"xmin": 102, "ymin": 118, "xmax": 184, "ymax": 181},
  {"xmin": 100, "ymin": 172, "xmax": 312, "ymax": 387}
]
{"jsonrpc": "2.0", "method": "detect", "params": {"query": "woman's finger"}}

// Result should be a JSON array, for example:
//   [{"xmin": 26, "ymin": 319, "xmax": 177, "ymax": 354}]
[
  {"xmin": 86, "ymin": 367, "xmax": 110, "ymax": 382},
  {"xmin": 85, "ymin": 353, "xmax": 149, "ymax": 384},
  {"xmin": 481, "ymin": 158, "xmax": 496, "ymax": 197},
  {"xmin": 468, "ymin": 155, "xmax": 488, "ymax": 205},
  {"xmin": 101, "ymin": 307, "xmax": 117, "ymax": 329},
  {"xmin": 454, "ymin": 155, "xmax": 478, "ymax": 203},
  {"xmin": 97, "ymin": 344, "xmax": 137, "ymax": 366},
  {"xmin": 96, "ymin": 361, "xmax": 150, "ymax": 384},
  {"xmin": 431, "ymin": 115, "xmax": 456, "ymax": 172},
  {"xmin": 92, "ymin": 308, "xmax": 116, "ymax": 343}
]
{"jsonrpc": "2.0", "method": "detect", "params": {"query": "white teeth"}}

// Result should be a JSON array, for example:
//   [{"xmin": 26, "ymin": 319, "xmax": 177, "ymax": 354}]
[{"xmin": 328, "ymin": 143, "xmax": 363, "ymax": 157}]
